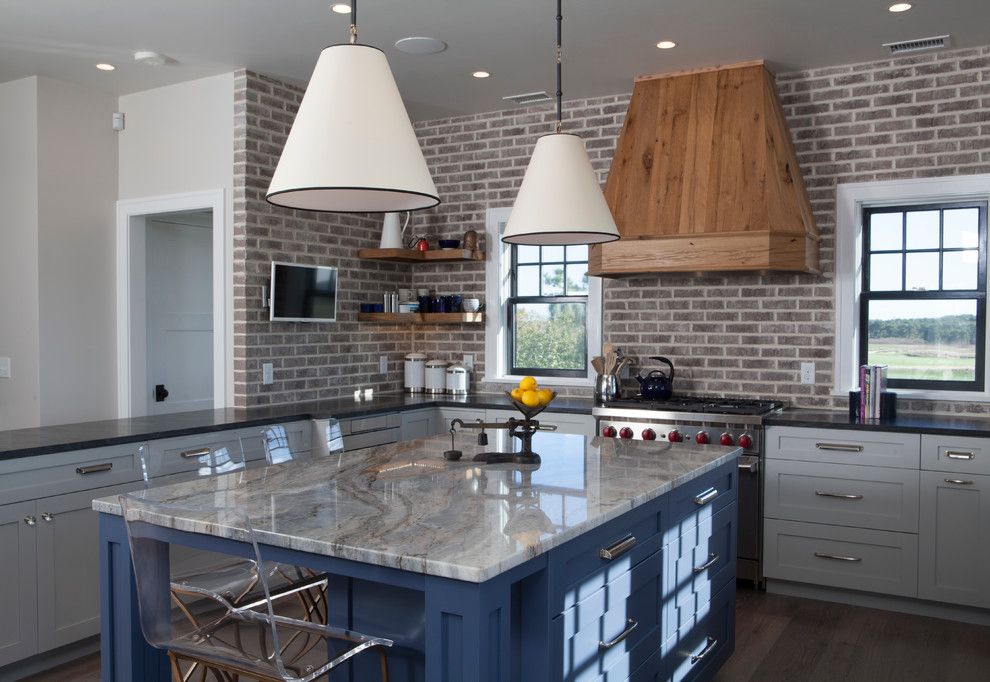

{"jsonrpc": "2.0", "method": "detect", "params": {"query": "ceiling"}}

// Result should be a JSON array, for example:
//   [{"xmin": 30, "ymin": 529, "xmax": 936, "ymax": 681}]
[{"xmin": 1, "ymin": 0, "xmax": 987, "ymax": 121}]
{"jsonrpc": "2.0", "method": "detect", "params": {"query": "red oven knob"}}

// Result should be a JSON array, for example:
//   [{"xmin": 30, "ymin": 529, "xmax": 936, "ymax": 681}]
[
  {"xmin": 602, "ymin": 425, "xmax": 617, "ymax": 438},
  {"xmin": 641, "ymin": 428, "xmax": 657, "ymax": 441},
  {"xmin": 719, "ymin": 433, "xmax": 735, "ymax": 446},
  {"xmin": 737, "ymin": 433, "xmax": 753, "ymax": 449},
  {"xmin": 618, "ymin": 427, "xmax": 634, "ymax": 439},
  {"xmin": 667, "ymin": 429, "xmax": 683, "ymax": 443},
  {"xmin": 695, "ymin": 431, "xmax": 710, "ymax": 445}
]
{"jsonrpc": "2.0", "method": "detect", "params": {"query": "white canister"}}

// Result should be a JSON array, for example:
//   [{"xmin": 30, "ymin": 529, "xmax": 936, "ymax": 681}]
[
  {"xmin": 445, "ymin": 362, "xmax": 470, "ymax": 395},
  {"xmin": 425, "ymin": 360, "xmax": 448, "ymax": 394},
  {"xmin": 404, "ymin": 352, "xmax": 427, "ymax": 393}
]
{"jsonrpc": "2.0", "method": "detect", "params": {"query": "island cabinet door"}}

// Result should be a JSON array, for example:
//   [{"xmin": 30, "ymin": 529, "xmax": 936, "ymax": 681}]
[
  {"xmin": 0, "ymin": 501, "xmax": 37, "ymax": 667},
  {"xmin": 919, "ymin": 471, "xmax": 990, "ymax": 608},
  {"xmin": 662, "ymin": 582, "xmax": 735, "ymax": 682}
]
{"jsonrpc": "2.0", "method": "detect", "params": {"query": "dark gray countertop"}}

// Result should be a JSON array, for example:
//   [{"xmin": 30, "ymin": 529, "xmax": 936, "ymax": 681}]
[
  {"xmin": 0, "ymin": 393, "xmax": 596, "ymax": 461},
  {"xmin": 766, "ymin": 408, "xmax": 990, "ymax": 437}
]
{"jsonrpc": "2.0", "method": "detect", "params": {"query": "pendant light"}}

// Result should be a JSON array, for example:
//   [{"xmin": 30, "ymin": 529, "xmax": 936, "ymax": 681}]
[
  {"xmin": 266, "ymin": 0, "xmax": 440, "ymax": 213},
  {"xmin": 501, "ymin": 0, "xmax": 619, "ymax": 245}
]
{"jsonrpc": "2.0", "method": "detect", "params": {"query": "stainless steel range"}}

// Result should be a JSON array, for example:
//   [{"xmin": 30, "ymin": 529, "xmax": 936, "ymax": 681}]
[{"xmin": 592, "ymin": 396, "xmax": 784, "ymax": 585}]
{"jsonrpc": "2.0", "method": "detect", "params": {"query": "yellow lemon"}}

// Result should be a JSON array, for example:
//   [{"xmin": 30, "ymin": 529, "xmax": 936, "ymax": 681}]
[
  {"xmin": 510, "ymin": 387, "xmax": 524, "ymax": 401},
  {"xmin": 537, "ymin": 388, "xmax": 554, "ymax": 405},
  {"xmin": 521, "ymin": 390, "xmax": 541, "ymax": 408},
  {"xmin": 519, "ymin": 376, "xmax": 538, "ymax": 391}
]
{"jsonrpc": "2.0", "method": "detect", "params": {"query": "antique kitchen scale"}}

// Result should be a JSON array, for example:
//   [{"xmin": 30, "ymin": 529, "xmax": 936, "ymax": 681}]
[{"xmin": 444, "ymin": 392, "xmax": 558, "ymax": 465}]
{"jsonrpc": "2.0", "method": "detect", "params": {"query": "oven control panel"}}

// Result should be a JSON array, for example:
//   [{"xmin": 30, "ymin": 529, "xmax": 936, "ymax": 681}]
[{"xmin": 596, "ymin": 419, "xmax": 759, "ymax": 455}]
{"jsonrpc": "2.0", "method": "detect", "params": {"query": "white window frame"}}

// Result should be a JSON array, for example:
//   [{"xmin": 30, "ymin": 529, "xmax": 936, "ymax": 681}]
[
  {"xmin": 835, "ymin": 174, "xmax": 990, "ymax": 401},
  {"xmin": 483, "ymin": 207, "xmax": 602, "ymax": 387}
]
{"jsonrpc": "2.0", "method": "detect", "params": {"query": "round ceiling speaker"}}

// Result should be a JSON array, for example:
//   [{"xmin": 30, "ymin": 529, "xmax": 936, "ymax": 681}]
[{"xmin": 394, "ymin": 37, "xmax": 447, "ymax": 55}]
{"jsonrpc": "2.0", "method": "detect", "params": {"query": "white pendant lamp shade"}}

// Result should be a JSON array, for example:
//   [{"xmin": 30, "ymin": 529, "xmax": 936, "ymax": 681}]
[
  {"xmin": 266, "ymin": 44, "xmax": 440, "ymax": 212},
  {"xmin": 502, "ymin": 133, "xmax": 619, "ymax": 245}
]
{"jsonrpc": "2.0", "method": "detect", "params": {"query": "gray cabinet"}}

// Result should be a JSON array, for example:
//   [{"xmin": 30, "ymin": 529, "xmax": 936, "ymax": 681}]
[
  {"xmin": 400, "ymin": 408, "xmax": 440, "ymax": 440},
  {"xmin": 485, "ymin": 409, "xmax": 596, "ymax": 437},
  {"xmin": 0, "ymin": 502, "xmax": 37, "ymax": 667},
  {"xmin": 918, "ymin": 471, "xmax": 990, "ymax": 608}
]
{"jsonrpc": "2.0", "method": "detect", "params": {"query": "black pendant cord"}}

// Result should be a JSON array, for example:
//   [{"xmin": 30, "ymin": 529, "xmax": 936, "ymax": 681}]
[
  {"xmin": 349, "ymin": 0, "xmax": 358, "ymax": 43},
  {"xmin": 555, "ymin": 0, "xmax": 563, "ymax": 133}
]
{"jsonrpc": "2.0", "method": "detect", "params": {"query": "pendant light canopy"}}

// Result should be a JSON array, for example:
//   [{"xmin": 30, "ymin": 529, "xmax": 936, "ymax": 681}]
[
  {"xmin": 266, "ymin": 1, "xmax": 439, "ymax": 213},
  {"xmin": 502, "ymin": 0, "xmax": 619, "ymax": 246}
]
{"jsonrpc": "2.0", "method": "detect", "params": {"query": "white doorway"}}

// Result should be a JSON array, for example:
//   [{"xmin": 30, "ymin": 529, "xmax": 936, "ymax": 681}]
[{"xmin": 116, "ymin": 190, "xmax": 227, "ymax": 417}]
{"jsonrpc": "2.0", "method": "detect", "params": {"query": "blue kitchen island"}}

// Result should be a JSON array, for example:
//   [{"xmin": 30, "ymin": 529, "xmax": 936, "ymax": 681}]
[{"xmin": 94, "ymin": 430, "xmax": 739, "ymax": 682}]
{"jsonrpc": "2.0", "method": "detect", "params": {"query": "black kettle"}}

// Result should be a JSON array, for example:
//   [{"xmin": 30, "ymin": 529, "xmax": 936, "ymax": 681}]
[{"xmin": 635, "ymin": 356, "xmax": 675, "ymax": 401}]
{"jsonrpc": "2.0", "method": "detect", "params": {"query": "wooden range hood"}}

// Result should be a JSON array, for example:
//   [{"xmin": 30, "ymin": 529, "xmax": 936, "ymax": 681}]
[{"xmin": 588, "ymin": 60, "xmax": 819, "ymax": 276}]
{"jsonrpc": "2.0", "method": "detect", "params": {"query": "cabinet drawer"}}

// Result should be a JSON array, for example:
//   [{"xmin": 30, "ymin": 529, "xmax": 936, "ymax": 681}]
[
  {"xmin": 764, "ymin": 519, "xmax": 918, "ymax": 597},
  {"xmin": 153, "ymin": 431, "xmax": 247, "ymax": 478},
  {"xmin": 552, "ymin": 549, "xmax": 663, "ymax": 682},
  {"xmin": 666, "ymin": 464, "xmax": 737, "ymax": 540},
  {"xmin": 764, "ymin": 459, "xmax": 920, "ymax": 533},
  {"xmin": 664, "ymin": 503, "xmax": 737, "ymax": 641},
  {"xmin": 342, "ymin": 413, "xmax": 401, "ymax": 435},
  {"xmin": 0, "ymin": 445, "xmax": 143, "ymax": 505},
  {"xmin": 663, "ymin": 581, "xmax": 735, "ymax": 682},
  {"xmin": 921, "ymin": 434, "xmax": 990, "ymax": 476},
  {"xmin": 344, "ymin": 428, "xmax": 399, "ymax": 452},
  {"xmin": 766, "ymin": 426, "xmax": 920, "ymax": 469}
]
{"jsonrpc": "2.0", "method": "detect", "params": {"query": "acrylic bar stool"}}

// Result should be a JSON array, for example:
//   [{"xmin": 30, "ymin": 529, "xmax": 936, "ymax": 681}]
[
  {"xmin": 119, "ymin": 493, "xmax": 391, "ymax": 682},
  {"xmin": 256, "ymin": 419, "xmax": 345, "ymax": 466}
]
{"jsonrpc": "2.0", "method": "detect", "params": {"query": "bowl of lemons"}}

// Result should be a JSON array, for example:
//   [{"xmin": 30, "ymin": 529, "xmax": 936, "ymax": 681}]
[{"xmin": 506, "ymin": 376, "xmax": 556, "ymax": 419}]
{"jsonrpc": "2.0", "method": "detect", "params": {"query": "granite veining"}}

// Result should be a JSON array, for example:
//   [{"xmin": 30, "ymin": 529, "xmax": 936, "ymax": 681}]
[{"xmin": 94, "ymin": 431, "xmax": 739, "ymax": 583}]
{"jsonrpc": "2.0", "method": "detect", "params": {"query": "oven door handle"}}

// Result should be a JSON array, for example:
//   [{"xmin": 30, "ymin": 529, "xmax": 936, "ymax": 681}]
[{"xmin": 737, "ymin": 456, "xmax": 759, "ymax": 474}]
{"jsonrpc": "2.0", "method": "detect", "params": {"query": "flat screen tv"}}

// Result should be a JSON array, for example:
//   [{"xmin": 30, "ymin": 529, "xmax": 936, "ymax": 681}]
[{"xmin": 270, "ymin": 262, "xmax": 337, "ymax": 322}]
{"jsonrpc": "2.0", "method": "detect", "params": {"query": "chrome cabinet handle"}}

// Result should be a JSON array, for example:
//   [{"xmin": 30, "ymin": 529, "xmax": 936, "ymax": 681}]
[
  {"xmin": 815, "ymin": 442, "xmax": 864, "ymax": 452},
  {"xmin": 600, "ymin": 535, "xmax": 636, "ymax": 561},
  {"xmin": 76, "ymin": 462, "xmax": 113, "ymax": 475},
  {"xmin": 815, "ymin": 551, "xmax": 861, "ymax": 562},
  {"xmin": 41, "ymin": 512, "xmax": 54, "ymax": 522},
  {"xmin": 692, "ymin": 553, "xmax": 719, "ymax": 574},
  {"xmin": 945, "ymin": 478, "xmax": 974, "ymax": 485},
  {"xmin": 24, "ymin": 516, "xmax": 36, "ymax": 527},
  {"xmin": 180, "ymin": 447, "xmax": 212, "ymax": 459},
  {"xmin": 946, "ymin": 450, "xmax": 975, "ymax": 460},
  {"xmin": 693, "ymin": 488, "xmax": 718, "ymax": 506},
  {"xmin": 598, "ymin": 619, "xmax": 637, "ymax": 651},
  {"xmin": 691, "ymin": 637, "xmax": 718, "ymax": 664},
  {"xmin": 738, "ymin": 460, "xmax": 758, "ymax": 473},
  {"xmin": 814, "ymin": 490, "xmax": 864, "ymax": 500}
]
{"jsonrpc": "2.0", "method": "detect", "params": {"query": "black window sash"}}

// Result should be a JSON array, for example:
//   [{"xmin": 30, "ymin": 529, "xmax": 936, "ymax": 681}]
[{"xmin": 507, "ymin": 295, "xmax": 589, "ymax": 378}]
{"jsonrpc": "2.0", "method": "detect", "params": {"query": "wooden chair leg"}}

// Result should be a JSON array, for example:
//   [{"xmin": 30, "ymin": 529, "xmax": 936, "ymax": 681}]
[{"xmin": 379, "ymin": 647, "xmax": 390, "ymax": 682}]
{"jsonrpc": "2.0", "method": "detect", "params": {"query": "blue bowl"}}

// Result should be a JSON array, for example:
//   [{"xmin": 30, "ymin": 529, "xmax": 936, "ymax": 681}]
[{"xmin": 438, "ymin": 239, "xmax": 460, "ymax": 249}]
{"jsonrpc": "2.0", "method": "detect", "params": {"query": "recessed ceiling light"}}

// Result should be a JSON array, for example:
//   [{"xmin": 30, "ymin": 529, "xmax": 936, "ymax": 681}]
[
  {"xmin": 95, "ymin": 63, "xmax": 115, "ymax": 71},
  {"xmin": 888, "ymin": 3, "xmax": 912, "ymax": 11},
  {"xmin": 394, "ymin": 36, "xmax": 447, "ymax": 55},
  {"xmin": 472, "ymin": 70, "xmax": 491, "ymax": 79},
  {"xmin": 656, "ymin": 40, "xmax": 677, "ymax": 49},
  {"xmin": 330, "ymin": 3, "xmax": 351, "ymax": 13}
]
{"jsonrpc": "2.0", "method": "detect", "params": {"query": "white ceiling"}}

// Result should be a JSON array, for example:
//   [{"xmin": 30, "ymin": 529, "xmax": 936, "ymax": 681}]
[{"xmin": 1, "ymin": 0, "xmax": 987, "ymax": 121}]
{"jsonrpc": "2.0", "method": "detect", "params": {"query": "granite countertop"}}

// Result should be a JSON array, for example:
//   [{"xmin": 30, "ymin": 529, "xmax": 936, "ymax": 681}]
[
  {"xmin": 766, "ymin": 408, "xmax": 990, "ymax": 437},
  {"xmin": 0, "ymin": 392, "xmax": 596, "ymax": 461},
  {"xmin": 94, "ymin": 430, "xmax": 739, "ymax": 583}
]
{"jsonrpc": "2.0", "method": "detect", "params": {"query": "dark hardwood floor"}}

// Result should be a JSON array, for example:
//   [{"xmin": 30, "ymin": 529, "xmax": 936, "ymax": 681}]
[{"xmin": 17, "ymin": 588, "xmax": 990, "ymax": 680}]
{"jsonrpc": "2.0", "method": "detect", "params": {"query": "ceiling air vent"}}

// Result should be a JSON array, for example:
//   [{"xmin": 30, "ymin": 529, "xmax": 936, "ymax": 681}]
[
  {"xmin": 502, "ymin": 91, "xmax": 552, "ymax": 105},
  {"xmin": 882, "ymin": 34, "xmax": 951, "ymax": 55}
]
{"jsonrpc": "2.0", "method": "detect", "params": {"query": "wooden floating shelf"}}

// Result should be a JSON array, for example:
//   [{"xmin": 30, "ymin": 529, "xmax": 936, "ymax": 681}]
[
  {"xmin": 357, "ymin": 248, "xmax": 485, "ymax": 263},
  {"xmin": 357, "ymin": 312, "xmax": 485, "ymax": 324}
]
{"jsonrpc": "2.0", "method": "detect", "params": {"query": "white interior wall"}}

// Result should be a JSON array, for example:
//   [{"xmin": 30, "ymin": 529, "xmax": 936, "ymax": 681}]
[{"xmin": 0, "ymin": 77, "xmax": 41, "ymax": 429}]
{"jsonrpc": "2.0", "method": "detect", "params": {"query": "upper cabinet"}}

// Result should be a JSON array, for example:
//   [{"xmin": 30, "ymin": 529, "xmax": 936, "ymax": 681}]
[{"xmin": 589, "ymin": 60, "xmax": 820, "ymax": 277}]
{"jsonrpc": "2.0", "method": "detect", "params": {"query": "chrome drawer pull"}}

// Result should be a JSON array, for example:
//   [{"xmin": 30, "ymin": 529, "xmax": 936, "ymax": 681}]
[
  {"xmin": 600, "ymin": 535, "xmax": 636, "ymax": 561},
  {"xmin": 946, "ymin": 450, "xmax": 975, "ymax": 460},
  {"xmin": 598, "ymin": 619, "xmax": 637, "ymax": 651},
  {"xmin": 945, "ymin": 478, "xmax": 974, "ymax": 485},
  {"xmin": 41, "ymin": 512, "xmax": 54, "ymax": 522},
  {"xmin": 76, "ymin": 463, "xmax": 113, "ymax": 475},
  {"xmin": 180, "ymin": 447, "xmax": 212, "ymax": 459},
  {"xmin": 814, "ymin": 551, "xmax": 861, "ymax": 562},
  {"xmin": 24, "ymin": 516, "xmax": 36, "ymax": 527},
  {"xmin": 815, "ymin": 442, "xmax": 864, "ymax": 452},
  {"xmin": 691, "ymin": 637, "xmax": 718, "ymax": 664},
  {"xmin": 692, "ymin": 553, "xmax": 719, "ymax": 574},
  {"xmin": 693, "ymin": 488, "xmax": 718, "ymax": 506},
  {"xmin": 814, "ymin": 490, "xmax": 864, "ymax": 500}
]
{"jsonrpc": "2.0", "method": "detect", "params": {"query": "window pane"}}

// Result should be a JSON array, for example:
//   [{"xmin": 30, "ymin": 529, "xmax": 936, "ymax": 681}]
[
  {"xmin": 516, "ymin": 265, "xmax": 540, "ymax": 296},
  {"xmin": 541, "ymin": 264, "xmax": 564, "ymax": 295},
  {"xmin": 542, "ymin": 245, "xmax": 565, "ymax": 262},
  {"xmin": 869, "ymin": 253, "xmax": 902, "ymax": 291},
  {"xmin": 905, "ymin": 211, "xmax": 940, "ymax": 250},
  {"xmin": 905, "ymin": 251, "xmax": 939, "ymax": 291},
  {"xmin": 517, "ymin": 245, "xmax": 540, "ymax": 264},
  {"xmin": 566, "ymin": 244, "xmax": 588, "ymax": 262},
  {"xmin": 512, "ymin": 302, "xmax": 587, "ymax": 371},
  {"xmin": 943, "ymin": 250, "xmax": 979, "ymax": 290},
  {"xmin": 944, "ymin": 208, "xmax": 980, "ymax": 248},
  {"xmin": 866, "ymin": 299, "xmax": 978, "ymax": 383},
  {"xmin": 869, "ymin": 212, "xmax": 903, "ymax": 251},
  {"xmin": 565, "ymin": 264, "xmax": 589, "ymax": 294}
]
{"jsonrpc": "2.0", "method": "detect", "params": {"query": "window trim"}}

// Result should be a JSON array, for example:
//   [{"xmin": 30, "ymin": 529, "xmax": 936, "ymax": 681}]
[{"xmin": 835, "ymin": 175, "xmax": 990, "ymax": 401}]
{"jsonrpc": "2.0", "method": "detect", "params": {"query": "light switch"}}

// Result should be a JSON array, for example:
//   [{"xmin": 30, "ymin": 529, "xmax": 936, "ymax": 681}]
[
  {"xmin": 800, "ymin": 362, "xmax": 815, "ymax": 385},
  {"xmin": 463, "ymin": 354, "xmax": 474, "ymax": 370},
  {"xmin": 262, "ymin": 363, "xmax": 274, "ymax": 385},
  {"xmin": 0, "ymin": 357, "xmax": 9, "ymax": 378}
]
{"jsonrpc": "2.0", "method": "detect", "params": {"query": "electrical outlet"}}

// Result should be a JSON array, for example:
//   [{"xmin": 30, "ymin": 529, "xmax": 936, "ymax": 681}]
[
  {"xmin": 0, "ymin": 357, "xmax": 9, "ymax": 378},
  {"xmin": 463, "ymin": 354, "xmax": 474, "ymax": 370},
  {"xmin": 379, "ymin": 355, "xmax": 388, "ymax": 373},
  {"xmin": 262, "ymin": 363, "xmax": 274, "ymax": 385},
  {"xmin": 800, "ymin": 361, "xmax": 816, "ymax": 385}
]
